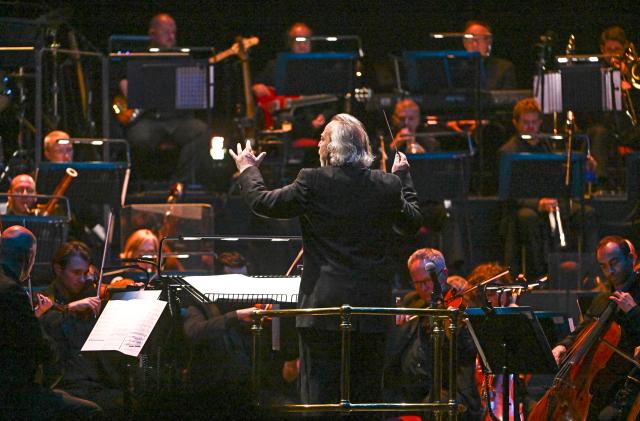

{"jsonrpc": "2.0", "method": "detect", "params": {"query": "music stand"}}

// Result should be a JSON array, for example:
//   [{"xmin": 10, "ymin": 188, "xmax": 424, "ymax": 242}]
[
  {"xmin": 37, "ymin": 161, "xmax": 130, "ymax": 209},
  {"xmin": 402, "ymin": 50, "xmax": 484, "ymax": 94},
  {"xmin": 499, "ymin": 152, "xmax": 585, "ymax": 200},
  {"xmin": 465, "ymin": 306, "xmax": 557, "ymax": 421},
  {"xmin": 0, "ymin": 17, "xmax": 41, "ymax": 69},
  {"xmin": 0, "ymin": 193, "xmax": 71, "ymax": 284},
  {"xmin": 275, "ymin": 52, "xmax": 357, "ymax": 96},
  {"xmin": 127, "ymin": 57, "xmax": 214, "ymax": 111}
]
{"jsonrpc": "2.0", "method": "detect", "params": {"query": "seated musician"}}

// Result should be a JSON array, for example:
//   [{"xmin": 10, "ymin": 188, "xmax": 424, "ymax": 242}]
[
  {"xmin": 182, "ymin": 289, "xmax": 259, "ymax": 416},
  {"xmin": 117, "ymin": 13, "xmax": 210, "ymax": 186},
  {"xmin": 462, "ymin": 20, "xmax": 516, "ymax": 90},
  {"xmin": 39, "ymin": 241, "xmax": 125, "ymax": 416},
  {"xmin": 587, "ymin": 26, "xmax": 640, "ymax": 192},
  {"xmin": 44, "ymin": 130, "xmax": 73, "ymax": 163},
  {"xmin": 5, "ymin": 173, "xmax": 37, "ymax": 215},
  {"xmin": 0, "ymin": 227, "xmax": 102, "ymax": 418},
  {"xmin": 252, "ymin": 22, "xmax": 338, "ymax": 149},
  {"xmin": 499, "ymin": 98, "xmax": 598, "ymax": 280},
  {"xmin": 547, "ymin": 236, "xmax": 640, "ymax": 419},
  {"xmin": 383, "ymin": 248, "xmax": 481, "ymax": 420}
]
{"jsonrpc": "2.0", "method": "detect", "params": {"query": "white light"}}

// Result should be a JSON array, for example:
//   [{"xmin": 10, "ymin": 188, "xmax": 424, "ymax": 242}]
[
  {"xmin": 271, "ymin": 238, "xmax": 290, "ymax": 242},
  {"xmin": 463, "ymin": 34, "xmax": 474, "ymax": 39},
  {"xmin": 221, "ymin": 237, "xmax": 239, "ymax": 241},
  {"xmin": 180, "ymin": 48, "xmax": 190, "ymax": 53},
  {"xmin": 588, "ymin": 56, "xmax": 599, "ymax": 62},
  {"xmin": 176, "ymin": 254, "xmax": 190, "ymax": 259},
  {"xmin": 91, "ymin": 140, "xmax": 104, "ymax": 146},
  {"xmin": 551, "ymin": 135, "xmax": 563, "ymax": 140},
  {"xmin": 181, "ymin": 237, "xmax": 201, "ymax": 241},
  {"xmin": 141, "ymin": 254, "xmax": 156, "ymax": 259},
  {"xmin": 149, "ymin": 47, "xmax": 160, "ymax": 53},
  {"xmin": 521, "ymin": 134, "xmax": 532, "ymax": 140},
  {"xmin": 433, "ymin": 34, "xmax": 444, "ymax": 39},
  {"xmin": 356, "ymin": 71, "xmax": 362, "ymax": 77},
  {"xmin": 57, "ymin": 139, "xmax": 70, "ymax": 145},
  {"xmin": 557, "ymin": 57, "xmax": 569, "ymax": 63},
  {"xmin": 295, "ymin": 37, "xmax": 307, "ymax": 42},
  {"xmin": 326, "ymin": 37, "xmax": 338, "ymax": 42},
  {"xmin": 210, "ymin": 136, "xmax": 225, "ymax": 160}
]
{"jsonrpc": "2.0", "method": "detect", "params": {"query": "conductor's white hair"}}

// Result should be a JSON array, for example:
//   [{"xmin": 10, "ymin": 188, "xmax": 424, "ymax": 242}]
[{"xmin": 325, "ymin": 113, "xmax": 374, "ymax": 168}]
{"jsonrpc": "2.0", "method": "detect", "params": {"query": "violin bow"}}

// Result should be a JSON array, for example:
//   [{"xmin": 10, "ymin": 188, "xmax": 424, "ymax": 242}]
[{"xmin": 95, "ymin": 211, "xmax": 115, "ymax": 299}]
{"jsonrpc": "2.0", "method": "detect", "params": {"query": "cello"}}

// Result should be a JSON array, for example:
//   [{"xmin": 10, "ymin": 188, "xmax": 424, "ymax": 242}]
[{"xmin": 528, "ymin": 280, "xmax": 633, "ymax": 420}]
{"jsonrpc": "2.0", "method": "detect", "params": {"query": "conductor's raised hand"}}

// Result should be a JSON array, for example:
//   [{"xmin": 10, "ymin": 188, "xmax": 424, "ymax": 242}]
[
  {"xmin": 391, "ymin": 151, "xmax": 410, "ymax": 173},
  {"xmin": 229, "ymin": 140, "xmax": 267, "ymax": 174}
]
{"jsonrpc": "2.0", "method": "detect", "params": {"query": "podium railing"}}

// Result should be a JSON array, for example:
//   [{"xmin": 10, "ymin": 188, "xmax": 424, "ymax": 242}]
[{"xmin": 250, "ymin": 305, "xmax": 462, "ymax": 419}]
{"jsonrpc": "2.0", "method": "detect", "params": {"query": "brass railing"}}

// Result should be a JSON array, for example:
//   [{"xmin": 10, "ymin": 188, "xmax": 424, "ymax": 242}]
[{"xmin": 250, "ymin": 305, "xmax": 462, "ymax": 420}]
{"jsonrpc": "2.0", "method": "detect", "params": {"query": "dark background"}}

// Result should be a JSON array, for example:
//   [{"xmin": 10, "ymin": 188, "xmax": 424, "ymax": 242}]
[{"xmin": 3, "ymin": 0, "xmax": 639, "ymax": 90}]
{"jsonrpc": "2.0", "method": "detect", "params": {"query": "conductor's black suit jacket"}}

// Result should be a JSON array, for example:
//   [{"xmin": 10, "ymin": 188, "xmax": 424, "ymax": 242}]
[{"xmin": 238, "ymin": 164, "xmax": 422, "ymax": 332}]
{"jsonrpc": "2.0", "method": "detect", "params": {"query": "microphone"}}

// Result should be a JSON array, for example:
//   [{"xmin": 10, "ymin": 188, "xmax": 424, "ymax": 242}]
[{"xmin": 425, "ymin": 261, "xmax": 443, "ymax": 307}]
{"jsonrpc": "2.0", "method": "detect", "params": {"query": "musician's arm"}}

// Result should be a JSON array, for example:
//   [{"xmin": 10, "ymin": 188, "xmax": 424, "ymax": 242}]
[
  {"xmin": 183, "ymin": 304, "xmax": 241, "ymax": 344},
  {"xmin": 391, "ymin": 165, "xmax": 423, "ymax": 236}
]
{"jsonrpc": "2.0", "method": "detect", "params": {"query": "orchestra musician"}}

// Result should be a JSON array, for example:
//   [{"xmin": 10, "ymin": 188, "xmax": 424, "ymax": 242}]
[
  {"xmin": 383, "ymin": 248, "xmax": 482, "ymax": 420},
  {"xmin": 39, "ymin": 241, "xmax": 125, "ymax": 416},
  {"xmin": 6, "ymin": 173, "xmax": 37, "ymax": 215},
  {"xmin": 44, "ymin": 130, "xmax": 73, "ymax": 163},
  {"xmin": 462, "ymin": 20, "xmax": 516, "ymax": 90},
  {"xmin": 549, "ymin": 236, "xmax": 640, "ymax": 419},
  {"xmin": 252, "ymin": 22, "xmax": 338, "ymax": 146},
  {"xmin": 230, "ymin": 113, "xmax": 422, "ymax": 410},
  {"xmin": 499, "ymin": 98, "xmax": 598, "ymax": 280},
  {"xmin": 117, "ymin": 13, "xmax": 210, "ymax": 186},
  {"xmin": 587, "ymin": 26, "xmax": 640, "ymax": 192},
  {"xmin": 0, "ymin": 226, "xmax": 102, "ymax": 418}
]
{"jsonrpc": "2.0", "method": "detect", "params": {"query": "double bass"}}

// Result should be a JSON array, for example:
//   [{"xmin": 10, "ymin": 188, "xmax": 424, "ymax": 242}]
[{"xmin": 528, "ymin": 281, "xmax": 633, "ymax": 420}]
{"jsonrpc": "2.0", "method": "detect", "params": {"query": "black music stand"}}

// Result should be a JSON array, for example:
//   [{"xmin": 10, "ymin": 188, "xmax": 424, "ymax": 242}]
[
  {"xmin": 275, "ymin": 52, "xmax": 357, "ymax": 96},
  {"xmin": 408, "ymin": 152, "xmax": 473, "ymax": 265},
  {"xmin": 37, "ymin": 161, "xmax": 129, "ymax": 209},
  {"xmin": 402, "ymin": 50, "xmax": 484, "ymax": 95},
  {"xmin": 465, "ymin": 306, "xmax": 557, "ymax": 421},
  {"xmin": 127, "ymin": 57, "xmax": 214, "ymax": 111}
]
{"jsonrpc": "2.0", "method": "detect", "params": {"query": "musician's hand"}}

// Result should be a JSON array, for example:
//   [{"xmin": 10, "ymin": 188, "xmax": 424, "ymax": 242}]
[
  {"xmin": 586, "ymin": 155, "xmax": 598, "ymax": 172},
  {"xmin": 229, "ymin": 140, "xmax": 267, "ymax": 174},
  {"xmin": 251, "ymin": 83, "xmax": 272, "ymax": 99},
  {"xmin": 391, "ymin": 151, "xmax": 410, "ymax": 173},
  {"xmin": 282, "ymin": 358, "xmax": 300, "ymax": 383},
  {"xmin": 610, "ymin": 291, "xmax": 638, "ymax": 313},
  {"xmin": 390, "ymin": 128, "xmax": 412, "ymax": 149},
  {"xmin": 538, "ymin": 197, "xmax": 558, "ymax": 213},
  {"xmin": 634, "ymin": 345, "xmax": 640, "ymax": 360},
  {"xmin": 552, "ymin": 345, "xmax": 567, "ymax": 365},
  {"xmin": 68, "ymin": 297, "xmax": 101, "ymax": 316},
  {"xmin": 34, "ymin": 294, "xmax": 53, "ymax": 318},
  {"xmin": 311, "ymin": 113, "xmax": 326, "ymax": 130},
  {"xmin": 395, "ymin": 314, "xmax": 413, "ymax": 326},
  {"xmin": 236, "ymin": 307, "xmax": 257, "ymax": 322}
]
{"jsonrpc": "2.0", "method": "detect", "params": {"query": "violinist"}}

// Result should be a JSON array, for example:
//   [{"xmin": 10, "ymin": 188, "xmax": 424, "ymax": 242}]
[
  {"xmin": 550, "ymin": 235, "xmax": 640, "ymax": 419},
  {"xmin": 0, "ymin": 226, "xmax": 102, "ymax": 418},
  {"xmin": 121, "ymin": 228, "xmax": 159, "ymax": 274},
  {"xmin": 39, "ymin": 241, "xmax": 124, "ymax": 416},
  {"xmin": 6, "ymin": 173, "xmax": 37, "ymax": 215},
  {"xmin": 383, "ymin": 248, "xmax": 482, "ymax": 420}
]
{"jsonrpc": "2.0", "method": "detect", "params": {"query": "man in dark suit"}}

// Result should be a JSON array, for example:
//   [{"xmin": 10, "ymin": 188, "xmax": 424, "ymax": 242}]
[
  {"xmin": 0, "ymin": 226, "xmax": 101, "ymax": 419},
  {"xmin": 463, "ymin": 20, "xmax": 516, "ymax": 90},
  {"xmin": 230, "ymin": 113, "xmax": 422, "ymax": 409}
]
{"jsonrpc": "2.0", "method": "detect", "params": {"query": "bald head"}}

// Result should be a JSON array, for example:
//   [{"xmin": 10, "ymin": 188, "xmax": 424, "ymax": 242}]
[
  {"xmin": 149, "ymin": 13, "xmax": 176, "ymax": 49},
  {"xmin": 0, "ymin": 225, "xmax": 37, "ymax": 282},
  {"xmin": 288, "ymin": 22, "xmax": 312, "ymax": 54},
  {"xmin": 44, "ymin": 130, "xmax": 73, "ymax": 163},
  {"xmin": 7, "ymin": 174, "xmax": 36, "ymax": 215}
]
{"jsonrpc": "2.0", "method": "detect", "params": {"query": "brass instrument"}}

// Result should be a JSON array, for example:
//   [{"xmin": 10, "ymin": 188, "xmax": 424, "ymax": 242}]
[
  {"xmin": 621, "ymin": 42, "xmax": 639, "ymax": 126},
  {"xmin": 39, "ymin": 167, "xmax": 78, "ymax": 216}
]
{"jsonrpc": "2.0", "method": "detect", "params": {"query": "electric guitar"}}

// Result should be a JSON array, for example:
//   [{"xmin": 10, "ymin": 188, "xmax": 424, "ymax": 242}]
[
  {"xmin": 112, "ymin": 36, "xmax": 260, "ymax": 126},
  {"xmin": 256, "ymin": 87, "xmax": 339, "ymax": 129}
]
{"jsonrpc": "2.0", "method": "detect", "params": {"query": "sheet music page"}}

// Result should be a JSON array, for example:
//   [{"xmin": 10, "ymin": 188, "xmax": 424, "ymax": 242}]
[
  {"xmin": 184, "ymin": 274, "xmax": 301, "ymax": 302},
  {"xmin": 81, "ymin": 299, "xmax": 167, "ymax": 357}
]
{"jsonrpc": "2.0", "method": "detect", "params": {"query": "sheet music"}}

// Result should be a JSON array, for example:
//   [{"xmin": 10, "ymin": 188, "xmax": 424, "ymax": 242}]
[
  {"xmin": 81, "ymin": 299, "xmax": 166, "ymax": 357},
  {"xmin": 184, "ymin": 274, "xmax": 301, "ymax": 302}
]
